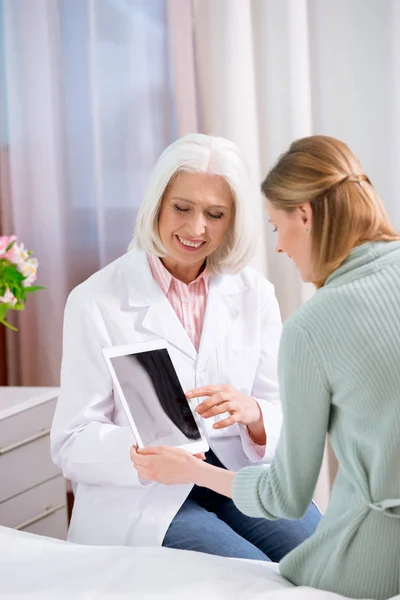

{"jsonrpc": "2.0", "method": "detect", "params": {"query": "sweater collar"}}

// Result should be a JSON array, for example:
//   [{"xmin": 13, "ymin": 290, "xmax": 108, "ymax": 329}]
[{"xmin": 324, "ymin": 241, "xmax": 400, "ymax": 287}]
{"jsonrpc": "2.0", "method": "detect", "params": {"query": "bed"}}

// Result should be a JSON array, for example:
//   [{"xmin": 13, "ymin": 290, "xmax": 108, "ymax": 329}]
[{"xmin": 0, "ymin": 525, "xmax": 394, "ymax": 600}]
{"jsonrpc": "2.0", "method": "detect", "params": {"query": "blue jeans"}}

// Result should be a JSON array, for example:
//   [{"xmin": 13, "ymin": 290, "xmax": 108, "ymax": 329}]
[{"xmin": 163, "ymin": 449, "xmax": 321, "ymax": 562}]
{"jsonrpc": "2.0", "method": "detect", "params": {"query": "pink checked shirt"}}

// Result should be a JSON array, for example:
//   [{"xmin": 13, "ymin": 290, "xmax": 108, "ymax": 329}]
[{"xmin": 147, "ymin": 254, "xmax": 209, "ymax": 351}]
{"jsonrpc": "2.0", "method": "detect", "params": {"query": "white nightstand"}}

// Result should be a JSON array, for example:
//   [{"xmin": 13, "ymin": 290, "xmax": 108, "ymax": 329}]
[{"xmin": 0, "ymin": 386, "xmax": 68, "ymax": 539}]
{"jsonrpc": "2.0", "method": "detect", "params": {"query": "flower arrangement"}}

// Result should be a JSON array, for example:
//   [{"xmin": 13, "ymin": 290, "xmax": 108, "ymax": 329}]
[{"xmin": 0, "ymin": 235, "xmax": 44, "ymax": 331}]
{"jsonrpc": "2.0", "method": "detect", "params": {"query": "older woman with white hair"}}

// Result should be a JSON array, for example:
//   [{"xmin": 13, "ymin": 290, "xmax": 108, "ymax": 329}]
[{"xmin": 51, "ymin": 133, "xmax": 320, "ymax": 560}]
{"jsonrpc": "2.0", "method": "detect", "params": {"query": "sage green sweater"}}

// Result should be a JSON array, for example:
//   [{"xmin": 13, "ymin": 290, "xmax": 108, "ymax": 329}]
[{"xmin": 233, "ymin": 241, "xmax": 400, "ymax": 600}]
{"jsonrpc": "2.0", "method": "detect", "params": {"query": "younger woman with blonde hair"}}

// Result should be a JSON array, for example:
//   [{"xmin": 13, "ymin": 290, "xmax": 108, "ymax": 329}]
[{"xmin": 133, "ymin": 136, "xmax": 400, "ymax": 600}]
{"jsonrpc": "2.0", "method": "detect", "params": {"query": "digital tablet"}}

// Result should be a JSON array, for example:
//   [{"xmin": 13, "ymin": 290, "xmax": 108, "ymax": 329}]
[{"xmin": 102, "ymin": 340, "xmax": 209, "ymax": 455}]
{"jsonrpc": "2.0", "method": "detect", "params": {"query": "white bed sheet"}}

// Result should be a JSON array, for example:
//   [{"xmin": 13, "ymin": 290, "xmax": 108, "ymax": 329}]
[{"xmin": 0, "ymin": 526, "xmax": 397, "ymax": 600}]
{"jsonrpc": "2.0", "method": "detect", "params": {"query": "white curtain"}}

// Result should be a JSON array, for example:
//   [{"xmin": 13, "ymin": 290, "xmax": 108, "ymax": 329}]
[
  {"xmin": 187, "ymin": 0, "xmax": 400, "ymax": 320},
  {"xmin": 192, "ymin": 0, "xmax": 316, "ymax": 318},
  {"xmin": 0, "ymin": 0, "xmax": 177, "ymax": 385}
]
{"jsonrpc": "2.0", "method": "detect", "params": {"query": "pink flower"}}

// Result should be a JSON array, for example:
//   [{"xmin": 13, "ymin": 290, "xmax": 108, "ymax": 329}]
[
  {"xmin": 0, "ymin": 288, "xmax": 17, "ymax": 306},
  {"xmin": 19, "ymin": 257, "xmax": 38, "ymax": 287},
  {"xmin": 7, "ymin": 241, "xmax": 29, "ymax": 266},
  {"xmin": 0, "ymin": 235, "xmax": 42, "ymax": 331},
  {"xmin": 0, "ymin": 235, "xmax": 17, "ymax": 258}
]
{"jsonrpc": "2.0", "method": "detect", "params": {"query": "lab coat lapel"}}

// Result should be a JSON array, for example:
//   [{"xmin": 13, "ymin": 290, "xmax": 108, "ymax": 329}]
[
  {"xmin": 142, "ymin": 298, "xmax": 197, "ymax": 361},
  {"xmin": 124, "ymin": 249, "xmax": 197, "ymax": 361}
]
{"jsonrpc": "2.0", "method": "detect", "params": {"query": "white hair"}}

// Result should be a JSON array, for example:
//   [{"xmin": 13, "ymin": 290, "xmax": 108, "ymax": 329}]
[{"xmin": 129, "ymin": 133, "xmax": 258, "ymax": 274}]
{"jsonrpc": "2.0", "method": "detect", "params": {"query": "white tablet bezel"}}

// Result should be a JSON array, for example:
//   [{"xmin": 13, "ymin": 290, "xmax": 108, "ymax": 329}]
[{"xmin": 102, "ymin": 340, "xmax": 209, "ymax": 455}]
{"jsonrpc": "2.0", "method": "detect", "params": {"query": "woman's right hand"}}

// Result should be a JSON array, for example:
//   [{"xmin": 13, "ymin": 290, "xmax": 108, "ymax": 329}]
[{"xmin": 130, "ymin": 445, "xmax": 206, "ymax": 485}]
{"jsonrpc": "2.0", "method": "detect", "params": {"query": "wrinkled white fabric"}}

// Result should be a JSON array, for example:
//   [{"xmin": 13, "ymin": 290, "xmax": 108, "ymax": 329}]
[{"xmin": 0, "ymin": 526, "xmax": 395, "ymax": 600}]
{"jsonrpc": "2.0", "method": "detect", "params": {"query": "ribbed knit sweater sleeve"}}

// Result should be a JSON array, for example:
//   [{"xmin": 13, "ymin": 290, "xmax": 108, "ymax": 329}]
[{"xmin": 232, "ymin": 319, "xmax": 331, "ymax": 519}]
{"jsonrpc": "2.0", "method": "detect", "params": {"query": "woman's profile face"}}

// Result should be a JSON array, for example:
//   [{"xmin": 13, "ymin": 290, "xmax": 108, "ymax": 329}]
[
  {"xmin": 266, "ymin": 199, "xmax": 314, "ymax": 282},
  {"xmin": 158, "ymin": 171, "xmax": 233, "ymax": 272}
]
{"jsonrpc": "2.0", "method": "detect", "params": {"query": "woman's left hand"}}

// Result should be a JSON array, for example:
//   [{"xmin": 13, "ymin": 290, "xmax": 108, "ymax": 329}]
[{"xmin": 130, "ymin": 445, "xmax": 206, "ymax": 485}]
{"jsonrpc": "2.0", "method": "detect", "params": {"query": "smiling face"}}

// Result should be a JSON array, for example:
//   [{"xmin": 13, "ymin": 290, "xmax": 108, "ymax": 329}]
[
  {"xmin": 266, "ymin": 199, "xmax": 314, "ymax": 282},
  {"xmin": 158, "ymin": 171, "xmax": 234, "ymax": 280}
]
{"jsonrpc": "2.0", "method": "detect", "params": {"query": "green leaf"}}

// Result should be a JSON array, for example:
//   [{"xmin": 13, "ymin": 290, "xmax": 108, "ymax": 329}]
[
  {"xmin": 9, "ymin": 285, "xmax": 25, "ymax": 302},
  {"xmin": 5, "ymin": 240, "xmax": 16, "ymax": 252},
  {"xmin": 25, "ymin": 286, "xmax": 45, "ymax": 293},
  {"xmin": 11, "ymin": 303, "xmax": 24, "ymax": 311},
  {"xmin": 0, "ymin": 304, "xmax": 7, "ymax": 321},
  {"xmin": 0, "ymin": 318, "xmax": 18, "ymax": 332},
  {"xmin": 3, "ymin": 265, "xmax": 24, "ymax": 284}
]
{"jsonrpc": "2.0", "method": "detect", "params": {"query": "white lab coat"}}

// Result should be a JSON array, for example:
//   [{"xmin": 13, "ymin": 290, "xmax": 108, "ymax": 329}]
[{"xmin": 51, "ymin": 249, "xmax": 283, "ymax": 547}]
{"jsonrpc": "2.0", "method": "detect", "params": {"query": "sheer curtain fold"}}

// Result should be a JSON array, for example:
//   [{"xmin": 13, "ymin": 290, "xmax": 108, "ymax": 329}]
[
  {"xmin": 251, "ymin": 0, "xmax": 315, "ymax": 316},
  {"xmin": 2, "ymin": 0, "xmax": 68, "ymax": 385},
  {"xmin": 191, "ymin": 0, "xmax": 316, "ymax": 310},
  {"xmin": 1, "ymin": 0, "xmax": 177, "ymax": 385},
  {"xmin": 189, "ymin": 0, "xmax": 400, "ymax": 318},
  {"xmin": 166, "ymin": 0, "xmax": 198, "ymax": 136},
  {"xmin": 193, "ymin": 0, "xmax": 268, "ymax": 277}
]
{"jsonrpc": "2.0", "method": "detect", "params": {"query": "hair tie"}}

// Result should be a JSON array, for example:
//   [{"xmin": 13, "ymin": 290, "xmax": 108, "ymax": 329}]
[{"xmin": 339, "ymin": 173, "xmax": 370, "ymax": 187}]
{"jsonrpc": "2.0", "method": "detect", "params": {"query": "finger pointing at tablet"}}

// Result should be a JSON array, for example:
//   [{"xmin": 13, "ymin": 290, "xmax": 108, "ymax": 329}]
[
  {"xmin": 187, "ymin": 385, "xmax": 260, "ymax": 428},
  {"xmin": 187, "ymin": 385, "xmax": 266, "ymax": 446}
]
